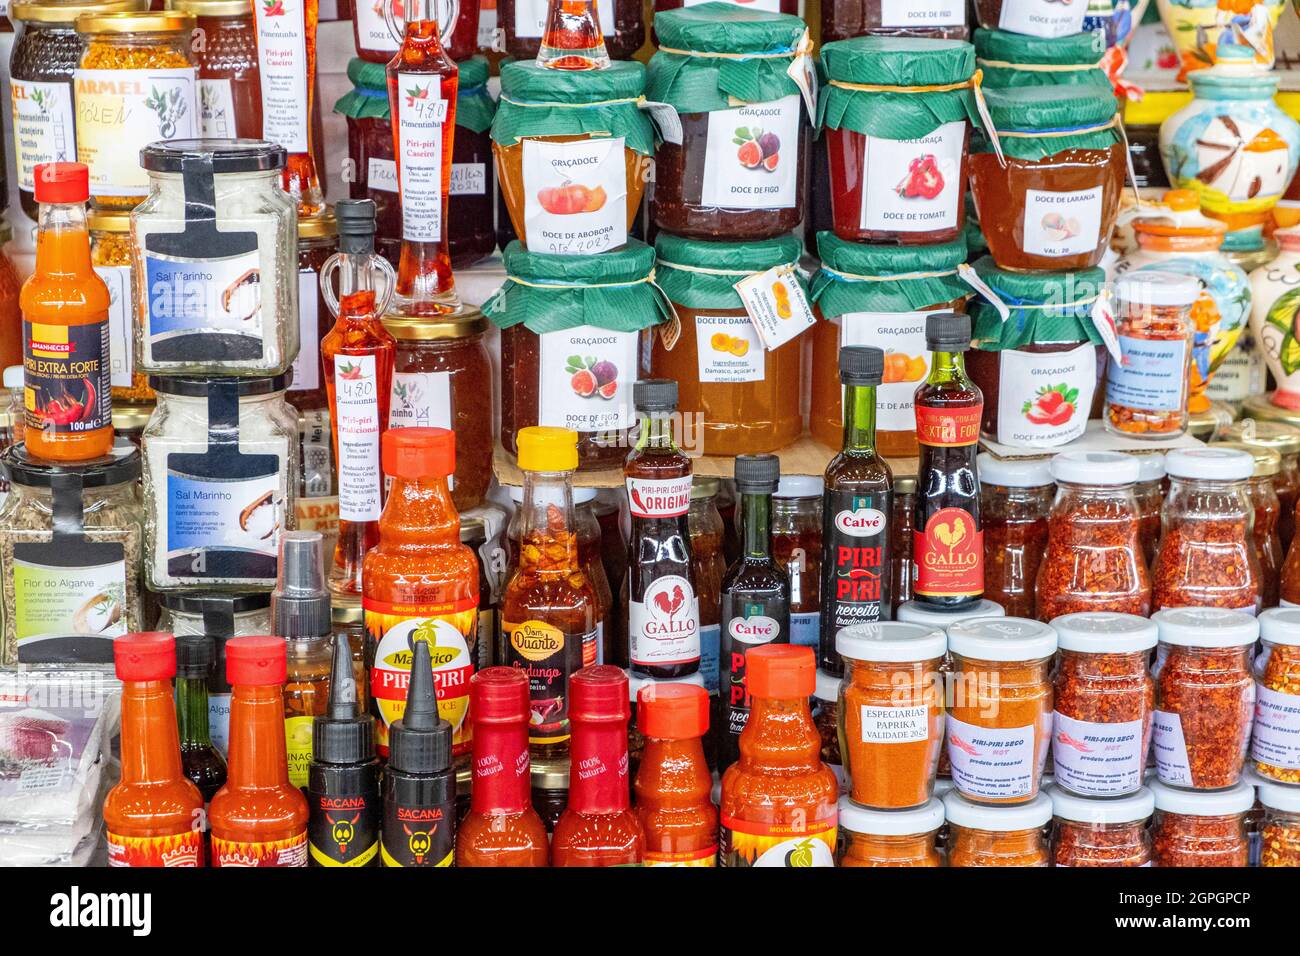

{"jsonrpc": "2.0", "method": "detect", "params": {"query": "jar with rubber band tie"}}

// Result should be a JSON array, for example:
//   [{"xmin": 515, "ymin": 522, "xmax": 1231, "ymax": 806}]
[{"xmin": 973, "ymin": 28, "xmax": 1110, "ymax": 90}]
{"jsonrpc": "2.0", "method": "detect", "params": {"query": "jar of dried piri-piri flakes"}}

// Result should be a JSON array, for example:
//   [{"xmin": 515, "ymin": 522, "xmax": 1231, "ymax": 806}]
[
  {"xmin": 1050, "ymin": 786, "xmax": 1154, "ymax": 868},
  {"xmin": 87, "ymin": 208, "xmax": 152, "ymax": 404},
  {"xmin": 977, "ymin": 455, "xmax": 1052, "ymax": 620},
  {"xmin": 1212, "ymin": 440, "xmax": 1282, "ymax": 609},
  {"xmin": 1253, "ymin": 608, "xmax": 1300, "ymax": 783},
  {"xmin": 1049, "ymin": 612, "xmax": 1156, "ymax": 798},
  {"xmin": 1152, "ymin": 448, "xmax": 1261, "ymax": 614},
  {"xmin": 944, "ymin": 790, "xmax": 1052, "ymax": 867},
  {"xmin": 1257, "ymin": 777, "xmax": 1300, "ymax": 867},
  {"xmin": 838, "ymin": 795, "xmax": 945, "ymax": 867},
  {"xmin": 1133, "ymin": 453, "xmax": 1165, "ymax": 568},
  {"xmin": 1152, "ymin": 607, "xmax": 1257, "ymax": 791},
  {"xmin": 1149, "ymin": 778, "xmax": 1253, "ymax": 867},
  {"xmin": 1036, "ymin": 452, "xmax": 1152, "ymax": 622},
  {"xmin": 1223, "ymin": 418, "xmax": 1300, "ymax": 556}
]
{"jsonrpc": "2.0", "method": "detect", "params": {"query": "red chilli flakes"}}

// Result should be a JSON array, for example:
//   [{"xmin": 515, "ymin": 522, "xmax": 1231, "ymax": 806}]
[
  {"xmin": 1151, "ymin": 810, "xmax": 1249, "ymax": 867},
  {"xmin": 1156, "ymin": 646, "xmax": 1253, "ymax": 789}
]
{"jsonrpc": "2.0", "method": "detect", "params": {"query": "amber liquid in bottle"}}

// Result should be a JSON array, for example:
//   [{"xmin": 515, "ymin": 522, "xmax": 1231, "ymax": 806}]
[
  {"xmin": 253, "ymin": 0, "xmax": 324, "ymax": 214},
  {"xmin": 539, "ymin": 0, "xmax": 610, "ymax": 70}
]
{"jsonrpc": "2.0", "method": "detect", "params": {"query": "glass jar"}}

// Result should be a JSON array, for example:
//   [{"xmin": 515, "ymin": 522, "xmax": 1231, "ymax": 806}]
[
  {"xmin": 1050, "ymin": 787, "xmax": 1154, "ymax": 867},
  {"xmin": 171, "ymin": 0, "xmax": 262, "ymax": 139},
  {"xmin": 1050, "ymin": 612, "xmax": 1156, "ymax": 797},
  {"xmin": 690, "ymin": 477, "xmax": 726, "ymax": 706},
  {"xmin": 0, "ymin": 442, "xmax": 144, "ymax": 665},
  {"xmin": 1152, "ymin": 448, "xmax": 1261, "ymax": 613},
  {"xmin": 1152, "ymin": 607, "xmax": 1258, "ymax": 790},
  {"xmin": 492, "ymin": 60, "xmax": 656, "ymax": 254},
  {"xmin": 486, "ymin": 240, "xmax": 667, "ymax": 471},
  {"xmin": 820, "ymin": 37, "xmax": 976, "ymax": 245},
  {"xmin": 384, "ymin": 308, "xmax": 494, "ymax": 511},
  {"xmin": 575, "ymin": 489, "xmax": 613, "ymax": 665},
  {"xmin": 1122, "ymin": 91, "xmax": 1186, "ymax": 191},
  {"xmin": 1221, "ymin": 419, "xmax": 1300, "ymax": 556},
  {"xmin": 946, "ymin": 618, "xmax": 1055, "ymax": 805},
  {"xmin": 973, "ymin": 0, "xmax": 1089, "ymax": 38},
  {"xmin": 334, "ymin": 57, "xmax": 401, "ymax": 267},
  {"xmin": 1252, "ymin": 608, "xmax": 1300, "ymax": 783},
  {"xmin": 944, "ymin": 791, "xmax": 1052, "ymax": 866},
  {"xmin": 890, "ymin": 476, "xmax": 916, "ymax": 614},
  {"xmin": 812, "ymin": 667, "xmax": 844, "ymax": 793},
  {"xmin": 500, "ymin": 0, "xmax": 644, "ymax": 60},
  {"xmin": 461, "ymin": 501, "xmax": 506, "ymax": 671},
  {"xmin": 821, "ymin": 0, "xmax": 969, "ymax": 42},
  {"xmin": 1212, "ymin": 441, "xmax": 1282, "ymax": 609},
  {"xmin": 111, "ymin": 402, "xmax": 152, "ymax": 457},
  {"xmin": 530, "ymin": 755, "xmax": 569, "ymax": 834},
  {"xmin": 646, "ymin": 7, "xmax": 810, "ymax": 241},
  {"xmin": 772, "ymin": 475, "xmax": 821, "ymax": 653},
  {"xmin": 353, "ymin": 0, "xmax": 481, "ymax": 63},
  {"xmin": 838, "ymin": 796, "xmax": 945, "ymax": 867},
  {"xmin": 142, "ymin": 374, "xmax": 300, "ymax": 592},
  {"xmin": 0, "ymin": 224, "xmax": 21, "ymax": 372},
  {"xmin": 809, "ymin": 233, "xmax": 971, "ymax": 457},
  {"xmin": 975, "ymin": 28, "xmax": 1112, "ymax": 87},
  {"xmin": 1133, "ymin": 452, "xmax": 1165, "ymax": 568},
  {"xmin": 87, "ymin": 209, "xmax": 151, "ymax": 404},
  {"xmin": 449, "ymin": 56, "xmax": 498, "ymax": 270},
  {"xmin": 289, "ymin": 211, "xmax": 337, "ymax": 414},
  {"xmin": 74, "ymin": 10, "xmax": 199, "ymax": 209},
  {"xmin": 331, "ymin": 598, "xmax": 373, "ymax": 714},
  {"xmin": 651, "ymin": 232, "xmax": 805, "ymax": 456},
  {"xmin": 656, "ymin": 0, "xmax": 798, "ymax": 13},
  {"xmin": 158, "ymin": 591, "xmax": 271, "ymax": 636},
  {"xmin": 977, "ymin": 455, "xmax": 1053, "ymax": 619},
  {"xmin": 1037, "ymin": 452, "xmax": 1152, "ymax": 621},
  {"xmin": 1149, "ymin": 778, "xmax": 1253, "ymax": 866},
  {"xmin": 1257, "ymin": 778, "xmax": 1300, "ymax": 867}
]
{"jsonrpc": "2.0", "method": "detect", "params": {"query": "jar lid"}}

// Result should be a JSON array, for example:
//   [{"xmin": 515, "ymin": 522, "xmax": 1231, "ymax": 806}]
[
  {"xmin": 813, "ymin": 667, "xmax": 839, "ymax": 703},
  {"xmin": 1135, "ymin": 453, "xmax": 1166, "ymax": 483},
  {"xmin": 1209, "ymin": 440, "xmax": 1281, "ymax": 477},
  {"xmin": 87, "ymin": 209, "xmax": 131, "ymax": 233},
  {"xmin": 1163, "ymin": 446, "xmax": 1254, "ymax": 481},
  {"xmin": 972, "ymin": 256, "xmax": 1105, "ymax": 307},
  {"xmin": 690, "ymin": 476, "xmax": 720, "ymax": 500},
  {"xmin": 571, "ymin": 487, "xmax": 597, "ymax": 505},
  {"xmin": 499, "ymin": 58, "xmax": 645, "ymax": 104},
  {"xmin": 1255, "ymin": 775, "xmax": 1300, "ymax": 813},
  {"xmin": 2, "ymin": 440, "xmax": 141, "ymax": 489},
  {"xmin": 943, "ymin": 790, "xmax": 1053, "ymax": 831},
  {"xmin": 331, "ymin": 599, "xmax": 364, "ymax": 626},
  {"xmin": 1051, "ymin": 612, "xmax": 1159, "ymax": 654},
  {"xmin": 383, "ymin": 305, "xmax": 487, "ymax": 340},
  {"xmin": 947, "ymin": 617, "xmax": 1057, "ymax": 662},
  {"xmin": 111, "ymin": 401, "xmax": 154, "ymax": 432},
  {"xmin": 653, "ymin": 3, "xmax": 806, "ymax": 55},
  {"xmin": 75, "ymin": 9, "xmax": 195, "ymax": 33},
  {"xmin": 820, "ymin": 35, "xmax": 975, "ymax": 87},
  {"xmin": 774, "ymin": 475, "xmax": 821, "ymax": 498},
  {"xmin": 1050, "ymin": 451, "xmax": 1139, "ymax": 486},
  {"xmin": 1051, "ymin": 786, "xmax": 1155, "ymax": 825},
  {"xmin": 531, "ymin": 755, "xmax": 570, "ymax": 788},
  {"xmin": 1219, "ymin": 418, "xmax": 1300, "ymax": 457},
  {"xmin": 893, "ymin": 475, "xmax": 917, "ymax": 495},
  {"xmin": 149, "ymin": 374, "xmax": 289, "ymax": 397},
  {"xmin": 655, "ymin": 231, "xmax": 802, "ymax": 276},
  {"xmin": 457, "ymin": 55, "xmax": 490, "ymax": 89},
  {"xmin": 836, "ymin": 621, "xmax": 946, "ymax": 663},
  {"xmin": 815, "ymin": 231, "xmax": 968, "ymax": 278},
  {"xmin": 141, "ymin": 139, "xmax": 287, "ymax": 174},
  {"xmin": 982, "ymin": 84, "xmax": 1117, "ymax": 134},
  {"xmin": 167, "ymin": 0, "xmax": 250, "ymax": 15},
  {"xmin": 627, "ymin": 670, "xmax": 706, "ymax": 701},
  {"xmin": 839, "ymin": 795, "xmax": 945, "ymax": 836},
  {"xmin": 973, "ymin": 27, "xmax": 1106, "ymax": 68},
  {"xmin": 1113, "ymin": 270, "xmax": 1202, "ymax": 308},
  {"xmin": 159, "ymin": 591, "xmax": 272, "ymax": 615},
  {"xmin": 1258, "ymin": 607, "xmax": 1300, "ymax": 648},
  {"xmin": 1149, "ymin": 778, "xmax": 1254, "ymax": 816},
  {"xmin": 1152, "ymin": 607, "xmax": 1259, "ymax": 648},
  {"xmin": 12, "ymin": 0, "xmax": 144, "ymax": 24},
  {"xmin": 976, "ymin": 453, "xmax": 1053, "ymax": 489},
  {"xmin": 299, "ymin": 210, "xmax": 338, "ymax": 240},
  {"xmin": 894, "ymin": 599, "xmax": 1005, "ymax": 628}
]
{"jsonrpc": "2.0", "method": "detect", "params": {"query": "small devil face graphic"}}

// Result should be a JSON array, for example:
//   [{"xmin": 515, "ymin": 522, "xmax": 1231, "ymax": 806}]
[
  {"xmin": 330, "ymin": 813, "xmax": 360, "ymax": 854},
  {"xmin": 404, "ymin": 824, "xmax": 433, "ymax": 864}
]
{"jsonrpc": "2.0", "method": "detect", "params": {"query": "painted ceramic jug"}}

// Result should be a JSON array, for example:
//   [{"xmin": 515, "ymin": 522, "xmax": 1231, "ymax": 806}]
[
  {"xmin": 1155, "ymin": 0, "xmax": 1283, "ymax": 77},
  {"xmin": 1113, "ymin": 189, "xmax": 1252, "ymax": 413},
  {"xmin": 1249, "ymin": 226, "xmax": 1300, "ymax": 408},
  {"xmin": 1084, "ymin": 0, "xmax": 1143, "ymax": 47}
]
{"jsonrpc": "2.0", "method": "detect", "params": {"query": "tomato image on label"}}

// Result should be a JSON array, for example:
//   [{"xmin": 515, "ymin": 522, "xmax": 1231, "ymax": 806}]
[
  {"xmin": 1022, "ymin": 383, "xmax": 1079, "ymax": 427},
  {"xmin": 735, "ymin": 126, "xmax": 780, "ymax": 173},
  {"xmin": 567, "ymin": 355, "xmax": 619, "ymax": 400},
  {"xmin": 896, "ymin": 154, "xmax": 945, "ymax": 200},
  {"xmin": 537, "ymin": 183, "xmax": 608, "ymax": 215}
]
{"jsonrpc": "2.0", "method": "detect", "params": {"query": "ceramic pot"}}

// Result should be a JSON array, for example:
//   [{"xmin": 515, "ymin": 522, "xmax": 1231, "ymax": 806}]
[
  {"xmin": 1249, "ymin": 225, "xmax": 1300, "ymax": 408},
  {"xmin": 1154, "ymin": 0, "xmax": 1283, "ymax": 76}
]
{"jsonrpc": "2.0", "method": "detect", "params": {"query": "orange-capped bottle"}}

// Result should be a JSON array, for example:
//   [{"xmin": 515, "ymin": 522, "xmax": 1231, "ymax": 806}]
[
  {"xmin": 634, "ymin": 682, "xmax": 717, "ymax": 867},
  {"xmin": 719, "ymin": 644, "xmax": 838, "ymax": 867},
  {"xmin": 104, "ymin": 633, "xmax": 205, "ymax": 867},
  {"xmin": 209, "ymin": 636, "xmax": 310, "ymax": 866}
]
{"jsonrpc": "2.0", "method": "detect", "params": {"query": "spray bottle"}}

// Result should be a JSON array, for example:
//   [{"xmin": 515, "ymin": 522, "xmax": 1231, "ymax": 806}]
[{"xmin": 273, "ymin": 531, "xmax": 333, "ymax": 789}]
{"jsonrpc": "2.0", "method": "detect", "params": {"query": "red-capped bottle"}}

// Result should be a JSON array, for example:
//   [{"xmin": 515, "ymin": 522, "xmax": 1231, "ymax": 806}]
[
  {"xmin": 552, "ymin": 665, "xmax": 645, "ymax": 866},
  {"xmin": 634, "ymin": 682, "xmax": 717, "ymax": 867}
]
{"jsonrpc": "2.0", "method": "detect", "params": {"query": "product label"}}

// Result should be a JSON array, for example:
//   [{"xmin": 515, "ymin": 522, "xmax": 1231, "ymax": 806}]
[
  {"xmin": 12, "ymin": 543, "xmax": 127, "ymax": 662},
  {"xmin": 396, "ymin": 72, "xmax": 447, "ymax": 242},
  {"xmin": 1106, "ymin": 335, "xmax": 1188, "ymax": 413},
  {"xmin": 626, "ymin": 475, "xmax": 692, "ymax": 519},
  {"xmin": 694, "ymin": 314, "xmax": 765, "ymax": 383},
  {"xmin": 74, "ymin": 68, "xmax": 197, "ymax": 196},
  {"xmin": 700, "ymin": 95, "xmax": 801, "ymax": 210},
  {"xmin": 355, "ymin": 0, "xmax": 401, "ymax": 53},
  {"xmin": 451, "ymin": 162, "xmax": 487, "ymax": 196},
  {"xmin": 209, "ymin": 692, "xmax": 231, "ymax": 757},
  {"xmin": 308, "ymin": 792, "xmax": 381, "ymax": 867},
  {"xmin": 995, "ymin": 345, "xmax": 1095, "ymax": 447},
  {"xmin": 1023, "ymin": 187, "xmax": 1103, "ymax": 258},
  {"xmin": 998, "ymin": 0, "xmax": 1087, "ymax": 36},
  {"xmin": 914, "ymin": 507, "xmax": 983, "ymax": 598},
  {"xmin": 914, "ymin": 403, "xmax": 982, "ymax": 447},
  {"xmin": 1251, "ymin": 684, "xmax": 1300, "ymax": 770},
  {"xmin": 93, "ymin": 265, "xmax": 133, "ymax": 390},
  {"xmin": 699, "ymin": 622, "xmax": 722, "ymax": 695},
  {"xmin": 253, "ymin": 0, "xmax": 310, "ymax": 152},
  {"xmin": 502, "ymin": 618, "xmax": 588, "ymax": 746},
  {"xmin": 945, "ymin": 714, "xmax": 1037, "ymax": 800},
  {"xmin": 23, "ymin": 318, "xmax": 112, "ymax": 435},
  {"xmin": 513, "ymin": 0, "xmax": 613, "ymax": 37},
  {"xmin": 144, "ymin": 248, "xmax": 266, "ymax": 360},
  {"xmin": 165, "ymin": 458, "xmax": 281, "ymax": 583},
  {"xmin": 334, "ymin": 354, "xmax": 383, "ymax": 523},
  {"xmin": 718, "ymin": 815, "xmax": 837, "ymax": 867},
  {"xmin": 212, "ymin": 831, "xmax": 308, "ymax": 867},
  {"xmin": 538, "ymin": 326, "xmax": 637, "ymax": 434},
  {"xmin": 735, "ymin": 264, "xmax": 816, "ymax": 352},
  {"xmin": 822, "ymin": 490, "xmax": 890, "ymax": 633},
  {"xmin": 860, "ymin": 705, "xmax": 931, "ymax": 743},
  {"xmin": 1152, "ymin": 709, "xmax": 1194, "ymax": 785},
  {"xmin": 290, "ymin": 271, "xmax": 321, "ymax": 392},
  {"xmin": 368, "ymin": 157, "xmax": 399, "ymax": 193},
  {"xmin": 629, "ymin": 575, "xmax": 701, "ymax": 668},
  {"xmin": 381, "ymin": 798, "xmax": 455, "ymax": 866},
  {"xmin": 107, "ymin": 830, "xmax": 204, "ymax": 867},
  {"xmin": 859, "ymin": 122, "xmax": 965, "ymax": 234},
  {"xmin": 839, "ymin": 311, "xmax": 932, "ymax": 431},
  {"xmin": 389, "ymin": 371, "xmax": 452, "ymax": 429},
  {"xmin": 790, "ymin": 610, "xmax": 819, "ymax": 650},
  {"xmin": 197, "ymin": 79, "xmax": 238, "ymax": 138},
  {"xmin": 522, "ymin": 137, "xmax": 628, "ymax": 255},
  {"xmin": 721, "ymin": 603, "xmax": 785, "ymax": 752},
  {"xmin": 285, "ymin": 714, "xmax": 314, "ymax": 789},
  {"xmin": 1051, "ymin": 711, "xmax": 1146, "ymax": 796},
  {"xmin": 10, "ymin": 79, "xmax": 76, "ymax": 192},
  {"xmin": 646, "ymin": 845, "xmax": 718, "ymax": 866}
]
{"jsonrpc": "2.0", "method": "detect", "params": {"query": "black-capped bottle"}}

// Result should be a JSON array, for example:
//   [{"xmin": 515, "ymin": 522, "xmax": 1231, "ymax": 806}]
[
  {"xmin": 174, "ymin": 635, "xmax": 227, "ymax": 847},
  {"xmin": 820, "ymin": 346, "xmax": 893, "ymax": 676}
]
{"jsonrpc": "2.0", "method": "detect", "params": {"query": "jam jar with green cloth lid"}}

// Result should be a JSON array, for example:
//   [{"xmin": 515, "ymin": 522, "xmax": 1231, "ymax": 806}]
[
  {"xmin": 447, "ymin": 56, "xmax": 499, "ymax": 269},
  {"xmin": 647, "ymin": 3, "xmax": 813, "ymax": 242},
  {"xmin": 485, "ymin": 239, "xmax": 671, "ymax": 471},
  {"xmin": 491, "ymin": 59, "xmax": 659, "ymax": 255},
  {"xmin": 334, "ymin": 57, "xmax": 401, "ymax": 265},
  {"xmin": 650, "ymin": 231, "xmax": 807, "ymax": 457},
  {"xmin": 818, "ymin": 36, "xmax": 982, "ymax": 245},
  {"xmin": 964, "ymin": 258, "xmax": 1108, "ymax": 449},
  {"xmin": 809, "ymin": 232, "xmax": 973, "ymax": 459},
  {"xmin": 973, "ymin": 28, "xmax": 1110, "ymax": 89}
]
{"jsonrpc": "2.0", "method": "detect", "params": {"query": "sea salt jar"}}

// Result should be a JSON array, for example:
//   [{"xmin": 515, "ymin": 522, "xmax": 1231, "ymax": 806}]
[
  {"xmin": 132, "ymin": 139, "xmax": 298, "ymax": 376},
  {"xmin": 142, "ymin": 375, "xmax": 299, "ymax": 592}
]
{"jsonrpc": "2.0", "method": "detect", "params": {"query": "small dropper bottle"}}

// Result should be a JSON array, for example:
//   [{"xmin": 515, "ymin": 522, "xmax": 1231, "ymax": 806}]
[{"xmin": 274, "ymin": 531, "xmax": 333, "ymax": 791}]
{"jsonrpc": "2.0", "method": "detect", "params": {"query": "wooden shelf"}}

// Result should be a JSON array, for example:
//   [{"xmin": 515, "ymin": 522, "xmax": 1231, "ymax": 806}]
[{"xmin": 978, "ymin": 420, "xmax": 1205, "ymax": 461}]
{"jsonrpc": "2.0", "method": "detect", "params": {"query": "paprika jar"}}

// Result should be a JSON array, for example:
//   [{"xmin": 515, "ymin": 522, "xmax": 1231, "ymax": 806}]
[
  {"xmin": 969, "ymin": 87, "xmax": 1125, "ymax": 272},
  {"xmin": 976, "ymin": 455, "xmax": 1053, "ymax": 619},
  {"xmin": 1152, "ymin": 607, "xmax": 1258, "ymax": 790},
  {"xmin": 974, "ymin": 28, "xmax": 1110, "ymax": 91},
  {"xmin": 973, "ymin": 0, "xmax": 1089, "ymax": 38},
  {"xmin": 485, "ymin": 240, "xmax": 669, "ymax": 471},
  {"xmin": 491, "ymin": 60, "xmax": 656, "ymax": 255},
  {"xmin": 87, "ymin": 208, "xmax": 151, "ymax": 405},
  {"xmin": 334, "ymin": 57, "xmax": 402, "ymax": 267},
  {"xmin": 1213, "ymin": 441, "xmax": 1282, "ymax": 609},
  {"xmin": 944, "ymin": 790, "xmax": 1052, "ymax": 866},
  {"xmin": 820, "ymin": 0, "xmax": 969, "ymax": 43},
  {"xmin": 1221, "ymin": 418, "xmax": 1300, "ymax": 556},
  {"xmin": 500, "ymin": 0, "xmax": 644, "ymax": 61},
  {"xmin": 1049, "ymin": 612, "xmax": 1156, "ymax": 797},
  {"xmin": 1257, "ymin": 777, "xmax": 1300, "ymax": 867},
  {"xmin": 646, "ymin": 6, "xmax": 811, "ymax": 241},
  {"xmin": 1152, "ymin": 447, "xmax": 1261, "ymax": 614},
  {"xmin": 1036, "ymin": 452, "xmax": 1152, "ymax": 622},
  {"xmin": 1134, "ymin": 452, "xmax": 1165, "ymax": 568},
  {"xmin": 170, "ymin": 0, "xmax": 262, "ymax": 140},
  {"xmin": 836, "ymin": 622, "xmax": 946, "ymax": 810},
  {"xmin": 819, "ymin": 36, "xmax": 978, "ymax": 245},
  {"xmin": 383, "ymin": 308, "xmax": 494, "ymax": 511},
  {"xmin": 449, "ymin": 56, "xmax": 498, "ymax": 270},
  {"xmin": 1252, "ymin": 608, "xmax": 1300, "ymax": 783},
  {"xmin": 809, "ymin": 233, "xmax": 972, "ymax": 457},
  {"xmin": 1050, "ymin": 786, "xmax": 1154, "ymax": 867},
  {"xmin": 650, "ymin": 232, "xmax": 806, "ymax": 456},
  {"xmin": 945, "ymin": 617, "xmax": 1056, "ymax": 804},
  {"xmin": 289, "ymin": 211, "xmax": 337, "ymax": 414},
  {"xmin": 1149, "ymin": 778, "xmax": 1253, "ymax": 867},
  {"xmin": 838, "ymin": 796, "xmax": 945, "ymax": 867}
]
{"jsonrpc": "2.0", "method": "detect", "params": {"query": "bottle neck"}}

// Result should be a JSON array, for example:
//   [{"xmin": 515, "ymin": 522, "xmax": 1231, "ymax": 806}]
[
  {"xmin": 636, "ymin": 411, "xmax": 677, "ymax": 452},
  {"xmin": 120, "ymin": 681, "xmax": 186, "ymax": 785},
  {"xmin": 175, "ymin": 677, "xmax": 214, "ymax": 749},
  {"xmin": 568, "ymin": 715, "xmax": 630, "ymax": 815},
  {"xmin": 380, "ymin": 472, "xmax": 459, "ymax": 545},
  {"xmin": 520, "ymin": 470, "xmax": 579, "ymax": 573},
  {"xmin": 470, "ymin": 719, "xmax": 530, "ymax": 815},
  {"xmin": 842, "ymin": 383, "xmax": 878, "ymax": 454},
  {"xmin": 741, "ymin": 491, "xmax": 772, "ymax": 560},
  {"xmin": 927, "ymin": 349, "xmax": 966, "ymax": 385},
  {"xmin": 404, "ymin": 0, "xmax": 449, "ymax": 39},
  {"xmin": 35, "ymin": 200, "xmax": 92, "ymax": 275},
  {"xmin": 227, "ymin": 684, "xmax": 292, "ymax": 791},
  {"xmin": 637, "ymin": 736, "xmax": 709, "ymax": 805}
]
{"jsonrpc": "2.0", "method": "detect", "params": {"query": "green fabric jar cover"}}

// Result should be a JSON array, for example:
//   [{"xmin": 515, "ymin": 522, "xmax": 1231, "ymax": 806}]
[
  {"xmin": 974, "ymin": 29, "xmax": 1110, "ymax": 89},
  {"xmin": 810, "ymin": 232, "xmax": 971, "ymax": 318},
  {"xmin": 969, "ymin": 256, "xmax": 1105, "ymax": 350},
  {"xmin": 974, "ymin": 85, "xmax": 1119, "ymax": 161},
  {"xmin": 655, "ymin": 231, "xmax": 807, "ymax": 310}
]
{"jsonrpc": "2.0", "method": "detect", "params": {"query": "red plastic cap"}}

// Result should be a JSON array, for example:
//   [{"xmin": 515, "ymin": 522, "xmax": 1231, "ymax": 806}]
[
  {"xmin": 383, "ymin": 427, "xmax": 455, "ymax": 479},
  {"xmin": 570, "ymin": 665, "xmax": 630, "ymax": 721},
  {"xmin": 471, "ymin": 667, "xmax": 530, "ymax": 725},
  {"xmin": 113, "ymin": 633, "xmax": 176, "ymax": 682},
  {"xmin": 225, "ymin": 635, "xmax": 287, "ymax": 686},
  {"xmin": 33, "ymin": 162, "xmax": 89, "ymax": 204},
  {"xmin": 638, "ymin": 682, "xmax": 709, "ymax": 740},
  {"xmin": 747, "ymin": 644, "xmax": 816, "ymax": 699}
]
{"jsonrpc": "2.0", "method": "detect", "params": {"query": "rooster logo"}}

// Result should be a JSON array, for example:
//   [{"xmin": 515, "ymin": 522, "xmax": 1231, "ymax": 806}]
[
  {"xmin": 652, "ymin": 584, "xmax": 687, "ymax": 620},
  {"xmin": 934, "ymin": 516, "xmax": 966, "ymax": 561}
]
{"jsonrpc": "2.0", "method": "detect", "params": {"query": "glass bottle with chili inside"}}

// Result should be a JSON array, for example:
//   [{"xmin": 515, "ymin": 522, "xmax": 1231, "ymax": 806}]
[
  {"xmin": 976, "ymin": 454, "xmax": 1053, "ymax": 620},
  {"xmin": 634, "ymin": 682, "xmax": 717, "ymax": 867},
  {"xmin": 252, "ymin": 0, "xmax": 323, "ymax": 214},
  {"xmin": 913, "ymin": 314, "xmax": 983, "ymax": 611},
  {"xmin": 538, "ymin": 0, "xmax": 610, "ymax": 70}
]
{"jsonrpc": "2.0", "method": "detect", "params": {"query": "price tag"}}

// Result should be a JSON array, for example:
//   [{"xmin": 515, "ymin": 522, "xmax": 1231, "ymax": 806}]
[
  {"xmin": 1091, "ymin": 289, "xmax": 1123, "ymax": 363},
  {"xmin": 640, "ymin": 100, "xmax": 683, "ymax": 145},
  {"xmin": 957, "ymin": 263, "xmax": 1010, "ymax": 323},
  {"xmin": 785, "ymin": 31, "xmax": 819, "ymax": 118},
  {"xmin": 734, "ymin": 263, "xmax": 815, "ymax": 352}
]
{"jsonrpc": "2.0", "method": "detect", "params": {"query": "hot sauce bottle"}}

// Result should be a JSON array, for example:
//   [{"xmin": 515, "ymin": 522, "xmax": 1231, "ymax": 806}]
[
  {"xmin": 634, "ymin": 682, "xmax": 717, "ymax": 867},
  {"xmin": 552, "ymin": 665, "xmax": 645, "ymax": 866},
  {"xmin": 913, "ymin": 313, "xmax": 984, "ymax": 612},
  {"xmin": 820, "ymin": 346, "xmax": 893, "ymax": 676},
  {"xmin": 210, "ymin": 636, "xmax": 310, "ymax": 867},
  {"xmin": 457, "ymin": 667, "xmax": 550, "ymax": 866},
  {"xmin": 252, "ymin": 0, "xmax": 324, "ymax": 214},
  {"xmin": 539, "ymin": 0, "xmax": 610, "ymax": 70},
  {"xmin": 503, "ymin": 426, "xmax": 600, "ymax": 761},
  {"xmin": 719, "ymin": 644, "xmax": 838, "ymax": 867},
  {"xmin": 719, "ymin": 454, "xmax": 791, "ymax": 770},
  {"xmin": 625, "ymin": 379, "xmax": 700, "ymax": 680},
  {"xmin": 363, "ymin": 427, "xmax": 479, "ymax": 760},
  {"xmin": 321, "ymin": 199, "xmax": 397, "ymax": 600},
  {"xmin": 105, "ymin": 633, "xmax": 205, "ymax": 867}
]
